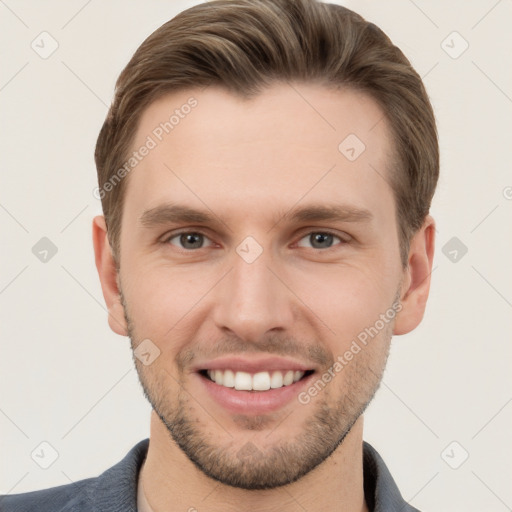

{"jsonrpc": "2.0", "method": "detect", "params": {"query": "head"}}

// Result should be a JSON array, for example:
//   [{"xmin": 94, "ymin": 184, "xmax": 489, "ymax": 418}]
[{"xmin": 93, "ymin": 0, "xmax": 437, "ymax": 490}]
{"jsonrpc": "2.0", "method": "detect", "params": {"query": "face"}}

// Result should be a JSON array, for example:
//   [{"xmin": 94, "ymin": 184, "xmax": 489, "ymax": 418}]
[{"xmin": 102, "ymin": 83, "xmax": 417, "ymax": 489}]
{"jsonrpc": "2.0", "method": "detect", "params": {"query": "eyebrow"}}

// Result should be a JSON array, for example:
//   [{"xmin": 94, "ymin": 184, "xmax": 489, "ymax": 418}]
[{"xmin": 138, "ymin": 202, "xmax": 373, "ymax": 230}]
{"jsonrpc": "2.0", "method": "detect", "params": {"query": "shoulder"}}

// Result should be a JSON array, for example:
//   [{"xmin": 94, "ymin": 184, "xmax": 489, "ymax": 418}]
[
  {"xmin": 0, "ymin": 438, "xmax": 149, "ymax": 512},
  {"xmin": 0, "ymin": 476, "xmax": 96, "ymax": 512}
]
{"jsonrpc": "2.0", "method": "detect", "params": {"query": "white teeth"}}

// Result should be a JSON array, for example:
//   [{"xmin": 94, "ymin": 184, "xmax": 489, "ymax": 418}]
[
  {"xmin": 205, "ymin": 369, "xmax": 306, "ymax": 391},
  {"xmin": 283, "ymin": 370, "xmax": 294, "ymax": 386},
  {"xmin": 222, "ymin": 369, "xmax": 235, "ymax": 387},
  {"xmin": 234, "ymin": 371, "xmax": 252, "ymax": 390},
  {"xmin": 293, "ymin": 370, "xmax": 303, "ymax": 382},
  {"xmin": 214, "ymin": 370, "xmax": 224, "ymax": 385},
  {"xmin": 270, "ymin": 371, "xmax": 283, "ymax": 388},
  {"xmin": 252, "ymin": 372, "xmax": 271, "ymax": 391}
]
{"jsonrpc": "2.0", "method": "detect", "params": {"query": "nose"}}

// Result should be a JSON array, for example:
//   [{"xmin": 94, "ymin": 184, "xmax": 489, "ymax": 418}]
[{"xmin": 212, "ymin": 247, "xmax": 295, "ymax": 344}]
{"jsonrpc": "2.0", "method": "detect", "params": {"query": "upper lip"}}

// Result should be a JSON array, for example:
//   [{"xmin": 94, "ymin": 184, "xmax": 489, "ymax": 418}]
[{"xmin": 193, "ymin": 356, "xmax": 316, "ymax": 374}]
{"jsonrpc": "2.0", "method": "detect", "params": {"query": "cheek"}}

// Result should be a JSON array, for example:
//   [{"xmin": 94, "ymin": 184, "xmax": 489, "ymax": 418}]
[
  {"xmin": 288, "ymin": 263, "xmax": 399, "ymax": 342},
  {"xmin": 122, "ymin": 262, "xmax": 227, "ymax": 353}
]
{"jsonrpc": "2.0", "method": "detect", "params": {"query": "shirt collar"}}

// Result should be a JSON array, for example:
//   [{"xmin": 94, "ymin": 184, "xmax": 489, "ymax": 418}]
[
  {"xmin": 91, "ymin": 438, "xmax": 419, "ymax": 512},
  {"xmin": 362, "ymin": 441, "xmax": 420, "ymax": 512}
]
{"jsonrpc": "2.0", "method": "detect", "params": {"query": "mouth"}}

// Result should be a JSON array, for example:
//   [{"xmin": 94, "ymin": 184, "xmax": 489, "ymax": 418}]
[
  {"xmin": 198, "ymin": 368, "xmax": 315, "ymax": 391},
  {"xmin": 195, "ymin": 365, "xmax": 317, "ymax": 415}
]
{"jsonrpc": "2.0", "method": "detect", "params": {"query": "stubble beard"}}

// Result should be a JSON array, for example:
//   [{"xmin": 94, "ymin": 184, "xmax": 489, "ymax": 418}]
[{"xmin": 120, "ymin": 290, "xmax": 393, "ymax": 490}]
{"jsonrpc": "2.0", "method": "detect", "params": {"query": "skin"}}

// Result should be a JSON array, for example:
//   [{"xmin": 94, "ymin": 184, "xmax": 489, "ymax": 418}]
[{"xmin": 93, "ymin": 83, "xmax": 435, "ymax": 512}]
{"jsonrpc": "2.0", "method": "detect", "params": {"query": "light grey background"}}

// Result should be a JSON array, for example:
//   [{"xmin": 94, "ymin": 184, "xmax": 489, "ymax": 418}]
[{"xmin": 1, "ymin": 1, "xmax": 511, "ymax": 510}]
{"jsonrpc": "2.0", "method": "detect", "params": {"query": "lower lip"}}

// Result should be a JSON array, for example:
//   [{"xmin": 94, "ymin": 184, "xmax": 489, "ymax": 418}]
[{"xmin": 197, "ymin": 372, "xmax": 315, "ymax": 414}]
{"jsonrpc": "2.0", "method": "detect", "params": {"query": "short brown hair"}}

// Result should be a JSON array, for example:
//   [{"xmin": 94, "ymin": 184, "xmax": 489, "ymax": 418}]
[{"xmin": 95, "ymin": 0, "xmax": 439, "ymax": 265}]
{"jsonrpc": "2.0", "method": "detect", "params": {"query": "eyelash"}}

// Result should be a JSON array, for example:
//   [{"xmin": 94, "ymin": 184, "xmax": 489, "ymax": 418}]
[{"xmin": 161, "ymin": 229, "xmax": 350, "ymax": 252}]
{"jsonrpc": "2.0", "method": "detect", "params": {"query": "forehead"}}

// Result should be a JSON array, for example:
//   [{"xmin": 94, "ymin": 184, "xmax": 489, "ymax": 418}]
[{"xmin": 123, "ymin": 82, "xmax": 395, "ymax": 228}]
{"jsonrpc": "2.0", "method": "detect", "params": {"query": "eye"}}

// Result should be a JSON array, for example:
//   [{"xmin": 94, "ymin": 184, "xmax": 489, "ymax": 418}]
[
  {"xmin": 296, "ymin": 231, "xmax": 346, "ymax": 250},
  {"xmin": 165, "ymin": 231, "xmax": 214, "ymax": 250}
]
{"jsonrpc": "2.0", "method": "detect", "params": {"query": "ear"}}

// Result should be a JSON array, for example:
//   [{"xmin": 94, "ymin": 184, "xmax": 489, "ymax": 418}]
[
  {"xmin": 393, "ymin": 215, "xmax": 436, "ymax": 335},
  {"xmin": 92, "ymin": 215, "xmax": 128, "ymax": 336}
]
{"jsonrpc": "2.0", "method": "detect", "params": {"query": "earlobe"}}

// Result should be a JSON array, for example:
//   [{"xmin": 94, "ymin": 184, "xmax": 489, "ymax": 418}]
[
  {"xmin": 92, "ymin": 215, "xmax": 128, "ymax": 336},
  {"xmin": 393, "ymin": 215, "xmax": 436, "ymax": 336}
]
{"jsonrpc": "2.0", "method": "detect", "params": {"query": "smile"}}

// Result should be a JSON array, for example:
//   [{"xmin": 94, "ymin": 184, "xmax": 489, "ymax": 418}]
[{"xmin": 201, "ymin": 369, "xmax": 314, "ymax": 391}]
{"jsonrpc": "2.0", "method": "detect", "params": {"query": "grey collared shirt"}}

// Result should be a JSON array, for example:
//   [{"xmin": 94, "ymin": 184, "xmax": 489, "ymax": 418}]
[{"xmin": 1, "ymin": 438, "xmax": 420, "ymax": 511}]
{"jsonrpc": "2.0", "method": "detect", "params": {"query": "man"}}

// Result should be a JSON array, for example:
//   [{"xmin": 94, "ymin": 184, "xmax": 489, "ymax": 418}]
[{"xmin": 1, "ymin": 0, "xmax": 437, "ymax": 510}]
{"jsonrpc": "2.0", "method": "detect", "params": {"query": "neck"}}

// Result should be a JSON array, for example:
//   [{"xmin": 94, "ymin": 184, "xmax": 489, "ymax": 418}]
[{"xmin": 140, "ymin": 411, "xmax": 368, "ymax": 512}]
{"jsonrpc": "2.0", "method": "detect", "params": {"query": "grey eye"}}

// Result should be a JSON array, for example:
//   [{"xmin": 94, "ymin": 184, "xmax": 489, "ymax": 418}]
[
  {"xmin": 297, "ymin": 232, "xmax": 342, "ymax": 249},
  {"xmin": 167, "ymin": 232, "xmax": 213, "ymax": 250}
]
